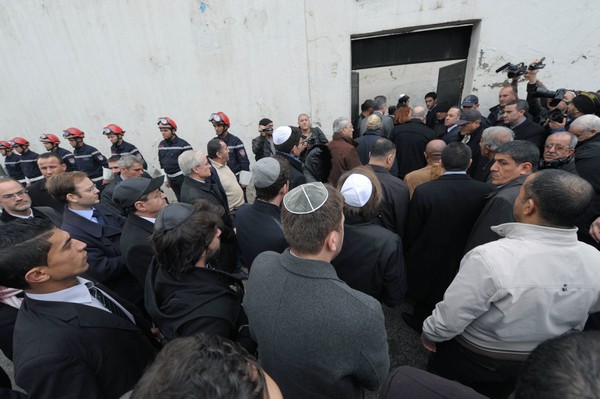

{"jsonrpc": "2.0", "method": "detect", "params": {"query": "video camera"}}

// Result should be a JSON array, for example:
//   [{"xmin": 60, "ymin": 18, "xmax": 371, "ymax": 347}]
[
  {"xmin": 496, "ymin": 57, "xmax": 546, "ymax": 79},
  {"xmin": 528, "ymin": 87, "xmax": 571, "ymax": 108}
]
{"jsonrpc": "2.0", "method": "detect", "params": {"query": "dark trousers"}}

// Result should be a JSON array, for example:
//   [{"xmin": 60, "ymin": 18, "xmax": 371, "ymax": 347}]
[
  {"xmin": 427, "ymin": 339, "xmax": 523, "ymax": 399},
  {"xmin": 168, "ymin": 175, "xmax": 184, "ymax": 201}
]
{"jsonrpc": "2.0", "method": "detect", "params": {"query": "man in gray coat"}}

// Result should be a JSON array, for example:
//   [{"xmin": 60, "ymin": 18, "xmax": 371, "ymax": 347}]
[{"xmin": 245, "ymin": 182, "xmax": 390, "ymax": 399}]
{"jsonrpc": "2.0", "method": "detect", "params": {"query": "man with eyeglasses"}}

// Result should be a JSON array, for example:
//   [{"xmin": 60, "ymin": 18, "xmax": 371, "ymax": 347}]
[
  {"xmin": 0, "ymin": 177, "xmax": 61, "ymax": 226},
  {"xmin": 538, "ymin": 132, "xmax": 578, "ymax": 174},
  {"xmin": 46, "ymin": 171, "xmax": 143, "ymax": 306},
  {"xmin": 157, "ymin": 116, "xmax": 192, "ymax": 201}
]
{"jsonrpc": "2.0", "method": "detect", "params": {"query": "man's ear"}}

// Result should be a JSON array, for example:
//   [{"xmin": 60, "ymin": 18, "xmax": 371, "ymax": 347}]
[
  {"xmin": 66, "ymin": 192, "xmax": 79, "ymax": 203},
  {"xmin": 519, "ymin": 162, "xmax": 533, "ymax": 175},
  {"xmin": 523, "ymin": 198, "xmax": 536, "ymax": 216},
  {"xmin": 325, "ymin": 230, "xmax": 341, "ymax": 253},
  {"xmin": 134, "ymin": 200, "xmax": 146, "ymax": 213},
  {"xmin": 24, "ymin": 266, "xmax": 51, "ymax": 285}
]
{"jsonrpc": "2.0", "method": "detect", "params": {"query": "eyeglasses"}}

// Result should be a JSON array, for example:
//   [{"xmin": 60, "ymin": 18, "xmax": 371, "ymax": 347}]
[
  {"xmin": 544, "ymin": 143, "xmax": 569, "ymax": 151},
  {"xmin": 1, "ymin": 189, "xmax": 28, "ymax": 200},
  {"xmin": 74, "ymin": 184, "xmax": 97, "ymax": 195},
  {"xmin": 209, "ymin": 113, "xmax": 223, "ymax": 123}
]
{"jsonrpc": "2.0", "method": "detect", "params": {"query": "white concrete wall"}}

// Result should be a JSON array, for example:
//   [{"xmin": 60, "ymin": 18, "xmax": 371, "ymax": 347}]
[{"xmin": 1, "ymin": 0, "xmax": 599, "ymax": 174}]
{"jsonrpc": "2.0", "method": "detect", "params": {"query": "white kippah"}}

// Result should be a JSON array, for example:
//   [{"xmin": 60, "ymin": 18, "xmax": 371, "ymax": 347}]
[
  {"xmin": 283, "ymin": 182, "xmax": 329, "ymax": 214},
  {"xmin": 340, "ymin": 174, "xmax": 372, "ymax": 207},
  {"xmin": 273, "ymin": 126, "xmax": 292, "ymax": 145}
]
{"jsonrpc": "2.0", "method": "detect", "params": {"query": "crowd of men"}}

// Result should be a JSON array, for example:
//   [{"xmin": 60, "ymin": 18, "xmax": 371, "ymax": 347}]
[{"xmin": 1, "ymin": 67, "xmax": 600, "ymax": 398}]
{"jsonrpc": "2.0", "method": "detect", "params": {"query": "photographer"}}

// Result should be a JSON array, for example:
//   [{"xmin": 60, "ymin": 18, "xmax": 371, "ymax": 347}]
[{"xmin": 251, "ymin": 118, "xmax": 276, "ymax": 161}]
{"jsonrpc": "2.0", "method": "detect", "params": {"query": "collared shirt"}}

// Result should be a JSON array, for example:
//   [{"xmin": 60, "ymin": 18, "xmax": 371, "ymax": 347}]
[
  {"xmin": 209, "ymin": 158, "xmax": 244, "ymax": 211},
  {"xmin": 139, "ymin": 216, "xmax": 156, "ymax": 224},
  {"xmin": 6, "ymin": 209, "xmax": 34, "ymax": 219},
  {"xmin": 26, "ymin": 277, "xmax": 134, "ymax": 322},
  {"xmin": 68, "ymin": 207, "xmax": 95, "ymax": 222},
  {"xmin": 443, "ymin": 171, "xmax": 467, "ymax": 175}
]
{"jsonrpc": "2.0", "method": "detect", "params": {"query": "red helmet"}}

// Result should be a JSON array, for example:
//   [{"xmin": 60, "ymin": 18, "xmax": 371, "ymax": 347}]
[
  {"xmin": 157, "ymin": 117, "xmax": 177, "ymax": 131},
  {"xmin": 63, "ymin": 128, "xmax": 85, "ymax": 139},
  {"xmin": 209, "ymin": 112, "xmax": 230, "ymax": 128},
  {"xmin": 102, "ymin": 124, "xmax": 125, "ymax": 136},
  {"xmin": 0, "ymin": 140, "xmax": 12, "ymax": 150},
  {"xmin": 11, "ymin": 137, "xmax": 29, "ymax": 147},
  {"xmin": 40, "ymin": 134, "xmax": 60, "ymax": 144}
]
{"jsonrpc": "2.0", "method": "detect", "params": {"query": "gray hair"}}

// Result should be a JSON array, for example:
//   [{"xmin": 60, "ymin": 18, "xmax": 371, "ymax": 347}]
[
  {"xmin": 412, "ymin": 106, "xmax": 427, "ymax": 120},
  {"xmin": 547, "ymin": 131, "xmax": 578, "ymax": 148},
  {"xmin": 373, "ymin": 95, "xmax": 387, "ymax": 111},
  {"xmin": 178, "ymin": 150, "xmax": 205, "ymax": 176},
  {"xmin": 117, "ymin": 154, "xmax": 143, "ymax": 169},
  {"xmin": 570, "ymin": 114, "xmax": 600, "ymax": 132},
  {"xmin": 481, "ymin": 126, "xmax": 515, "ymax": 152},
  {"xmin": 332, "ymin": 117, "xmax": 350, "ymax": 134}
]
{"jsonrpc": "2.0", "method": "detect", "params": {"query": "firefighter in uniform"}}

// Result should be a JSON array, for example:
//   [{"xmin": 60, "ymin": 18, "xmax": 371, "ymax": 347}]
[
  {"xmin": 157, "ymin": 116, "xmax": 192, "ymax": 201},
  {"xmin": 39, "ymin": 133, "xmax": 78, "ymax": 172},
  {"xmin": 102, "ymin": 124, "xmax": 148, "ymax": 169},
  {"xmin": 63, "ymin": 127, "xmax": 109, "ymax": 189},
  {"xmin": 208, "ymin": 112, "xmax": 250, "ymax": 181},
  {"xmin": 0, "ymin": 140, "xmax": 26, "ymax": 184},
  {"xmin": 11, "ymin": 137, "xmax": 43, "ymax": 184}
]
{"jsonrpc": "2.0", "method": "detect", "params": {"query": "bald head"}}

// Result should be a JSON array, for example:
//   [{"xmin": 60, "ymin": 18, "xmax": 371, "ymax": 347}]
[
  {"xmin": 413, "ymin": 106, "xmax": 427, "ymax": 121},
  {"xmin": 425, "ymin": 140, "xmax": 446, "ymax": 164}
]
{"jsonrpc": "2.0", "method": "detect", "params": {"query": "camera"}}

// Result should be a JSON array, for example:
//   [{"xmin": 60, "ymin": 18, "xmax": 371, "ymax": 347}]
[
  {"xmin": 528, "ymin": 87, "xmax": 568, "ymax": 107},
  {"xmin": 546, "ymin": 109, "xmax": 565, "ymax": 124},
  {"xmin": 496, "ymin": 57, "xmax": 546, "ymax": 79}
]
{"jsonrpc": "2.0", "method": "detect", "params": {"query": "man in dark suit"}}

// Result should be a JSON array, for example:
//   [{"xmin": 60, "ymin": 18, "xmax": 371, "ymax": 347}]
[
  {"xmin": 112, "ymin": 176, "xmax": 167, "ymax": 286},
  {"xmin": 101, "ymin": 155, "xmax": 144, "ymax": 216},
  {"xmin": 0, "ymin": 218, "xmax": 158, "ymax": 399},
  {"xmin": 464, "ymin": 140, "xmax": 539, "ymax": 253},
  {"xmin": 504, "ymin": 99, "xmax": 547, "ymax": 151},
  {"xmin": 235, "ymin": 157, "xmax": 289, "ymax": 269},
  {"xmin": 368, "ymin": 138, "xmax": 409, "ymax": 238},
  {"xmin": 178, "ymin": 150, "xmax": 239, "ymax": 275},
  {"xmin": 391, "ymin": 106, "xmax": 436, "ymax": 178},
  {"xmin": 28, "ymin": 153, "xmax": 66, "ymax": 214},
  {"xmin": 0, "ymin": 177, "xmax": 62, "ymax": 226},
  {"xmin": 425, "ymin": 91, "xmax": 438, "ymax": 129},
  {"xmin": 403, "ymin": 143, "xmax": 493, "ymax": 332},
  {"xmin": 46, "ymin": 171, "xmax": 143, "ymax": 306}
]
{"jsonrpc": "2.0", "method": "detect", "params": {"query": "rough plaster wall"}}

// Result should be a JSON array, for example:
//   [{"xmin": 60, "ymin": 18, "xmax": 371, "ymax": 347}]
[{"xmin": 1, "ymin": 0, "xmax": 599, "ymax": 173}]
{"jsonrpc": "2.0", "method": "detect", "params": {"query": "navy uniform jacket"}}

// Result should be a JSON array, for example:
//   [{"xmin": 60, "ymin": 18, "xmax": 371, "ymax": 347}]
[
  {"xmin": 53, "ymin": 147, "xmax": 78, "ymax": 172},
  {"xmin": 158, "ymin": 136, "xmax": 192, "ymax": 178},
  {"xmin": 111, "ymin": 140, "xmax": 147, "ymax": 169},
  {"xmin": 221, "ymin": 133, "xmax": 250, "ymax": 178},
  {"xmin": 18, "ymin": 149, "xmax": 43, "ymax": 182},
  {"xmin": 13, "ymin": 288, "xmax": 158, "ymax": 399},
  {"xmin": 74, "ymin": 144, "xmax": 108, "ymax": 180},
  {"xmin": 3, "ymin": 153, "xmax": 25, "ymax": 181},
  {"xmin": 60, "ymin": 204, "xmax": 143, "ymax": 305}
]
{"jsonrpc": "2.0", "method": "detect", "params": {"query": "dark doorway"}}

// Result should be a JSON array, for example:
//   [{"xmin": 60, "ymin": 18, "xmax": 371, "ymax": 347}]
[
  {"xmin": 437, "ymin": 60, "xmax": 468, "ymax": 107},
  {"xmin": 350, "ymin": 24, "xmax": 473, "ymax": 120}
]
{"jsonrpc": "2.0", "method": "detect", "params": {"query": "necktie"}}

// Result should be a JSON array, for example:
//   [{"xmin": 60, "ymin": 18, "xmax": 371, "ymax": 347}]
[
  {"xmin": 86, "ymin": 282, "xmax": 132, "ymax": 323},
  {"xmin": 92, "ymin": 209, "xmax": 105, "ymax": 225}
]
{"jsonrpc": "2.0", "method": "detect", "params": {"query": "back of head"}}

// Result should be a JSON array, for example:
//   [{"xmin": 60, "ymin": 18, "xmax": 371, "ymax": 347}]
[
  {"xmin": 393, "ymin": 106, "xmax": 411, "ymax": 124},
  {"xmin": 255, "ymin": 157, "xmax": 290, "ymax": 202},
  {"xmin": 495, "ymin": 140, "xmax": 540, "ymax": 171},
  {"xmin": 337, "ymin": 166, "xmax": 382, "ymax": 221},
  {"xmin": 366, "ymin": 114, "xmax": 382, "ymax": 131},
  {"xmin": 361, "ymin": 99, "xmax": 375, "ymax": 112},
  {"xmin": 152, "ymin": 200, "xmax": 222, "ymax": 280},
  {"xmin": 131, "ymin": 334, "xmax": 269, "ymax": 399},
  {"xmin": 514, "ymin": 331, "xmax": 600, "ymax": 399},
  {"xmin": 0, "ymin": 218, "xmax": 55, "ymax": 290},
  {"xmin": 524, "ymin": 169, "xmax": 593, "ymax": 227},
  {"xmin": 412, "ymin": 106, "xmax": 427, "ymax": 120},
  {"xmin": 273, "ymin": 126, "xmax": 301, "ymax": 154},
  {"xmin": 481, "ymin": 126, "xmax": 515, "ymax": 152},
  {"xmin": 46, "ymin": 171, "xmax": 88, "ymax": 203},
  {"xmin": 373, "ymin": 95, "xmax": 387, "ymax": 111},
  {"xmin": 369, "ymin": 138, "xmax": 396, "ymax": 159},
  {"xmin": 281, "ymin": 183, "xmax": 343, "ymax": 254},
  {"xmin": 441, "ymin": 143, "xmax": 472, "ymax": 171},
  {"xmin": 425, "ymin": 139, "xmax": 446, "ymax": 163},
  {"xmin": 332, "ymin": 117, "xmax": 350, "ymax": 134}
]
